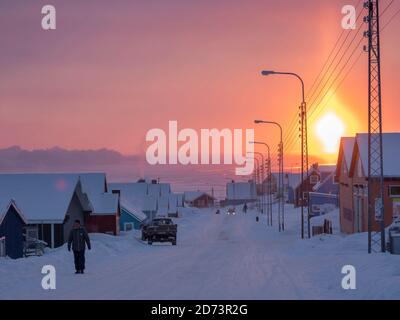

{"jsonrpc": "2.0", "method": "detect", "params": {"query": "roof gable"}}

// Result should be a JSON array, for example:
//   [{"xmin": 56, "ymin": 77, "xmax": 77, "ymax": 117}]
[
  {"xmin": 349, "ymin": 133, "xmax": 400, "ymax": 178},
  {"xmin": 0, "ymin": 199, "xmax": 27, "ymax": 225}
]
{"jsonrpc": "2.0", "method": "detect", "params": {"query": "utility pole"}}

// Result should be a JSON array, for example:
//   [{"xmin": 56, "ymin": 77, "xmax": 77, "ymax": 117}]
[
  {"xmin": 254, "ymin": 121, "xmax": 284, "ymax": 231},
  {"xmin": 249, "ymin": 152, "xmax": 265, "ymax": 215},
  {"xmin": 364, "ymin": 0, "xmax": 385, "ymax": 253},
  {"xmin": 299, "ymin": 101, "xmax": 310, "ymax": 239},
  {"xmin": 260, "ymin": 70, "xmax": 307, "ymax": 238}
]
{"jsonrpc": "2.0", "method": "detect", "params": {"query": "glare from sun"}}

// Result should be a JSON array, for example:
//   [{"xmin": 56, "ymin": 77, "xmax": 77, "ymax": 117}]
[{"xmin": 315, "ymin": 113, "xmax": 345, "ymax": 153}]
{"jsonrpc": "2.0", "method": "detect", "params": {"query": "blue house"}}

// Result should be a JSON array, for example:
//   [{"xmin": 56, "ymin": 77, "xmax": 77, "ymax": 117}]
[
  {"xmin": 309, "ymin": 192, "xmax": 339, "ymax": 217},
  {"xmin": 313, "ymin": 171, "xmax": 339, "ymax": 195},
  {"xmin": 119, "ymin": 200, "xmax": 148, "ymax": 231},
  {"xmin": 0, "ymin": 200, "xmax": 27, "ymax": 259},
  {"xmin": 308, "ymin": 170, "xmax": 339, "ymax": 217}
]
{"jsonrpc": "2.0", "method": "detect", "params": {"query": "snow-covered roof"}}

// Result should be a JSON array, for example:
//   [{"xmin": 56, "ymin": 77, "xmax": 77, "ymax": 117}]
[
  {"xmin": 355, "ymin": 133, "xmax": 400, "ymax": 177},
  {"xmin": 226, "ymin": 182, "xmax": 256, "ymax": 200},
  {"xmin": 168, "ymin": 194, "xmax": 178, "ymax": 213},
  {"xmin": 157, "ymin": 195, "xmax": 169, "ymax": 215},
  {"xmin": 108, "ymin": 183, "xmax": 158, "ymax": 212},
  {"xmin": 184, "ymin": 191, "xmax": 203, "ymax": 202},
  {"xmin": 120, "ymin": 199, "xmax": 147, "ymax": 221},
  {"xmin": 0, "ymin": 173, "xmax": 81, "ymax": 223},
  {"xmin": 0, "ymin": 173, "xmax": 115, "ymax": 223},
  {"xmin": 0, "ymin": 199, "xmax": 27, "ymax": 225},
  {"xmin": 313, "ymin": 171, "xmax": 338, "ymax": 193},
  {"xmin": 88, "ymin": 193, "xmax": 119, "ymax": 215},
  {"xmin": 292, "ymin": 164, "xmax": 336, "ymax": 189}
]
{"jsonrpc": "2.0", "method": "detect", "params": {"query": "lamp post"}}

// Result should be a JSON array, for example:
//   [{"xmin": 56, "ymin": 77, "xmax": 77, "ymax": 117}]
[
  {"xmin": 254, "ymin": 120, "xmax": 284, "ymax": 232},
  {"xmin": 248, "ymin": 152, "xmax": 265, "ymax": 216},
  {"xmin": 250, "ymin": 141, "xmax": 272, "ymax": 226},
  {"xmin": 247, "ymin": 156, "xmax": 260, "ymax": 211},
  {"xmin": 260, "ymin": 70, "xmax": 308, "ymax": 238}
]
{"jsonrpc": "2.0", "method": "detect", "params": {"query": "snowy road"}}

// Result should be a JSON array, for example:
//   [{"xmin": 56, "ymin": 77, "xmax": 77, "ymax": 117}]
[{"xmin": 1, "ymin": 206, "xmax": 400, "ymax": 299}]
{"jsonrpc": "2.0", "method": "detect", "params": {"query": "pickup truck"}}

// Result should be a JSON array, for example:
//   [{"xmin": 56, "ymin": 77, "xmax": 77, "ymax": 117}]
[{"xmin": 141, "ymin": 218, "xmax": 177, "ymax": 245}]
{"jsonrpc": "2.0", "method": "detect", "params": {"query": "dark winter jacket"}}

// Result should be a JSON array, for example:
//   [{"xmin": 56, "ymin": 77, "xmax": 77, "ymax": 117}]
[{"xmin": 68, "ymin": 227, "xmax": 91, "ymax": 252}]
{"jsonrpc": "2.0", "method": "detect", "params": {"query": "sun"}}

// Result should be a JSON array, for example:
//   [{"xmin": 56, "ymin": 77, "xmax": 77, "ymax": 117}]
[{"xmin": 315, "ymin": 112, "xmax": 345, "ymax": 154}]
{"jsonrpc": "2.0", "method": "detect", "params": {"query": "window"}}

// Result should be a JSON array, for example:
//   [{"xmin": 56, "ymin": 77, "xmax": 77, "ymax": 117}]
[
  {"xmin": 312, "ymin": 205, "xmax": 321, "ymax": 213},
  {"xmin": 357, "ymin": 157, "xmax": 364, "ymax": 177},
  {"xmin": 389, "ymin": 186, "xmax": 400, "ymax": 198},
  {"xmin": 25, "ymin": 226, "xmax": 38, "ymax": 241},
  {"xmin": 310, "ymin": 175, "xmax": 319, "ymax": 184},
  {"xmin": 124, "ymin": 223, "xmax": 134, "ymax": 231}
]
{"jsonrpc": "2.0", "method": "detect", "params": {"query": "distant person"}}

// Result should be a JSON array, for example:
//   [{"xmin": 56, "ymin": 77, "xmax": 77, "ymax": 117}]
[
  {"xmin": 215, "ymin": 209, "xmax": 220, "ymax": 214},
  {"xmin": 68, "ymin": 219, "xmax": 91, "ymax": 274},
  {"xmin": 243, "ymin": 203, "xmax": 248, "ymax": 214}
]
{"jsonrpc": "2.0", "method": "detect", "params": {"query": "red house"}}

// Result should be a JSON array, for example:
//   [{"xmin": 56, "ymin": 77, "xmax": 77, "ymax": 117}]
[
  {"xmin": 294, "ymin": 164, "xmax": 336, "ymax": 207},
  {"xmin": 184, "ymin": 191, "xmax": 215, "ymax": 208},
  {"xmin": 335, "ymin": 137, "xmax": 356, "ymax": 233},
  {"xmin": 337, "ymin": 133, "xmax": 400, "ymax": 234},
  {"xmin": 79, "ymin": 173, "xmax": 120, "ymax": 236}
]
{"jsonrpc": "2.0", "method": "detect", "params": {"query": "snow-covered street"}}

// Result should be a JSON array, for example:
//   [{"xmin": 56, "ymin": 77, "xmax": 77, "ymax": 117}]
[{"xmin": 1, "ymin": 205, "xmax": 400, "ymax": 300}]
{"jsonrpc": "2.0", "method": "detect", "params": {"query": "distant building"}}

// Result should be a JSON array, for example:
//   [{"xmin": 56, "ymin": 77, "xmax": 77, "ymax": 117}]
[
  {"xmin": 293, "ymin": 164, "xmax": 336, "ymax": 207},
  {"xmin": 337, "ymin": 133, "xmax": 400, "ymax": 234},
  {"xmin": 221, "ymin": 181, "xmax": 257, "ymax": 206},
  {"xmin": 184, "ymin": 191, "xmax": 215, "ymax": 208},
  {"xmin": 109, "ymin": 180, "xmax": 182, "ymax": 222}
]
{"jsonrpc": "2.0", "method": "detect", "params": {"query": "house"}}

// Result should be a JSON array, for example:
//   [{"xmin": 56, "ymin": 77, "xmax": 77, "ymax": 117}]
[
  {"xmin": 293, "ymin": 164, "xmax": 336, "ymax": 207},
  {"xmin": 184, "ymin": 191, "xmax": 215, "ymax": 208},
  {"xmin": 84, "ymin": 192, "xmax": 120, "ymax": 235},
  {"xmin": 108, "ymin": 182, "xmax": 159, "ymax": 221},
  {"xmin": 119, "ymin": 199, "xmax": 147, "ymax": 231},
  {"xmin": 0, "ymin": 173, "xmax": 120, "ymax": 248},
  {"xmin": 76, "ymin": 173, "xmax": 120, "ymax": 236},
  {"xmin": 0, "ymin": 200, "xmax": 27, "ymax": 259},
  {"xmin": 222, "ymin": 181, "xmax": 257, "ymax": 206},
  {"xmin": 308, "ymin": 169, "xmax": 339, "ymax": 216},
  {"xmin": 167, "ymin": 194, "xmax": 183, "ymax": 217},
  {"xmin": 109, "ymin": 180, "xmax": 182, "ymax": 220},
  {"xmin": 309, "ymin": 192, "xmax": 339, "ymax": 217},
  {"xmin": 338, "ymin": 133, "xmax": 400, "ymax": 234},
  {"xmin": 335, "ymin": 137, "xmax": 356, "ymax": 233}
]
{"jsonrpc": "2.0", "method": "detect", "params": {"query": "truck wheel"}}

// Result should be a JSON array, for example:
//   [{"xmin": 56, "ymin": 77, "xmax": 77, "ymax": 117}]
[
  {"xmin": 148, "ymin": 240, "xmax": 153, "ymax": 245},
  {"xmin": 172, "ymin": 239, "xmax": 177, "ymax": 245}
]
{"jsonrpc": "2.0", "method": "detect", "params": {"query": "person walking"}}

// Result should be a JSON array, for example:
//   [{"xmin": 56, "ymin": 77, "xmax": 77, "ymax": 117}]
[{"xmin": 68, "ymin": 219, "xmax": 91, "ymax": 274}]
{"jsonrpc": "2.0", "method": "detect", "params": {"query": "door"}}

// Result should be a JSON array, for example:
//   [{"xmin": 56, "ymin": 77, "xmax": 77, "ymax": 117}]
[{"xmin": 353, "ymin": 192, "xmax": 363, "ymax": 233}]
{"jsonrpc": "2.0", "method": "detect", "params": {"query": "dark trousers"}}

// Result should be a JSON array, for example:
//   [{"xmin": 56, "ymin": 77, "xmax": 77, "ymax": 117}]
[{"xmin": 73, "ymin": 250, "xmax": 86, "ymax": 271}]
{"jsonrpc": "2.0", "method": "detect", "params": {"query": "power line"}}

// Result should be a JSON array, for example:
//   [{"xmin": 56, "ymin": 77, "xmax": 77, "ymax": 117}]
[
  {"xmin": 382, "ymin": 6, "xmax": 400, "ymax": 29},
  {"xmin": 281, "ymin": 1, "xmax": 363, "ymax": 144},
  {"xmin": 283, "ymin": 0, "xmax": 395, "ymax": 149}
]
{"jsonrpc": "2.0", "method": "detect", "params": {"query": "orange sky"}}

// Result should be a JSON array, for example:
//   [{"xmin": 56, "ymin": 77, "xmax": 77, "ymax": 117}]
[{"xmin": 0, "ymin": 0, "xmax": 399, "ymax": 166}]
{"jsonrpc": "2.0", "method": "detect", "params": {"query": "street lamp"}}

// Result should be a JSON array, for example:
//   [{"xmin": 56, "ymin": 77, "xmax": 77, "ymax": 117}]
[
  {"xmin": 247, "ymin": 155, "xmax": 260, "ymax": 211},
  {"xmin": 260, "ymin": 69, "xmax": 309, "ymax": 238},
  {"xmin": 260, "ymin": 71, "xmax": 305, "ymax": 103},
  {"xmin": 248, "ymin": 151, "xmax": 265, "ymax": 216},
  {"xmin": 254, "ymin": 120, "xmax": 285, "ymax": 232},
  {"xmin": 250, "ymin": 141, "xmax": 272, "ymax": 226}
]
